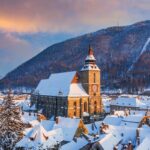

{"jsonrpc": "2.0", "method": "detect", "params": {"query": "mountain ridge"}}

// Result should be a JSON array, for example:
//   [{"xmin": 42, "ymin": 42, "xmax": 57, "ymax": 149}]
[{"xmin": 1, "ymin": 20, "xmax": 150, "ymax": 92}]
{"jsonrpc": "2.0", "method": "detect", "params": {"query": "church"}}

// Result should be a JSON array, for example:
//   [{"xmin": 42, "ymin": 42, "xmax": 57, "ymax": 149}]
[{"xmin": 31, "ymin": 46, "xmax": 103, "ymax": 118}]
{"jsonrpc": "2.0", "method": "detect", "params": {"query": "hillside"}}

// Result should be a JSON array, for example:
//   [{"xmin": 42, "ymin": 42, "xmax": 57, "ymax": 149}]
[{"xmin": 0, "ymin": 20, "xmax": 150, "ymax": 92}]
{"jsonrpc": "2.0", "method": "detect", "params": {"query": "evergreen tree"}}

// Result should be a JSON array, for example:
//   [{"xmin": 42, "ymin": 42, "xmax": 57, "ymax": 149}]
[{"xmin": 0, "ymin": 90, "xmax": 24, "ymax": 150}]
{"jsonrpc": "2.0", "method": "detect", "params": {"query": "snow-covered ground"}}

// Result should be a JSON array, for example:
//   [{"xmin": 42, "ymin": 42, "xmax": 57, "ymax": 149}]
[{"xmin": 1, "ymin": 93, "xmax": 150, "ymax": 149}]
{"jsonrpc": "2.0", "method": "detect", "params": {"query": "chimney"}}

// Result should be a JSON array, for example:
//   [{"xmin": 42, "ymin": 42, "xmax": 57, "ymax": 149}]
[
  {"xmin": 136, "ymin": 128, "xmax": 140, "ymax": 145},
  {"xmin": 137, "ymin": 136, "xmax": 140, "ymax": 146},
  {"xmin": 113, "ymin": 146, "xmax": 118, "ymax": 150},
  {"xmin": 56, "ymin": 117, "xmax": 59, "ymax": 124},
  {"xmin": 136, "ymin": 128, "xmax": 140, "ymax": 137},
  {"xmin": 124, "ymin": 145, "xmax": 128, "ymax": 150},
  {"xmin": 128, "ymin": 141, "xmax": 133, "ymax": 150}
]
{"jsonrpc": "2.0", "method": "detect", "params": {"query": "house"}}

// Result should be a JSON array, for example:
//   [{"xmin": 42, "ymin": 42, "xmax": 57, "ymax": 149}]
[
  {"xmin": 53, "ymin": 117, "xmax": 88, "ymax": 142},
  {"xmin": 60, "ymin": 137, "xmax": 88, "ymax": 150},
  {"xmin": 31, "ymin": 46, "xmax": 103, "ymax": 118},
  {"xmin": 16, "ymin": 123, "xmax": 63, "ymax": 149},
  {"xmin": 89, "ymin": 131, "xmax": 121, "ymax": 150},
  {"xmin": 110, "ymin": 95, "xmax": 146, "ymax": 112}
]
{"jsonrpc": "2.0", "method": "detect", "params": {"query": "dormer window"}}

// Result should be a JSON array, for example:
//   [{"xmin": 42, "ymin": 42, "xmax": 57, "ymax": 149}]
[{"xmin": 58, "ymin": 91, "xmax": 63, "ymax": 96}]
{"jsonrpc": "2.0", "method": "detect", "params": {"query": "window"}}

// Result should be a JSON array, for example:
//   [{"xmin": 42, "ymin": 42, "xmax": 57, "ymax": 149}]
[
  {"xmin": 74, "ymin": 111, "xmax": 76, "ymax": 116},
  {"xmin": 94, "ymin": 73, "xmax": 96, "ymax": 83},
  {"xmin": 84, "ymin": 102, "xmax": 87, "ymax": 112},
  {"xmin": 74, "ymin": 102, "xmax": 77, "ymax": 109},
  {"xmin": 94, "ymin": 101, "xmax": 97, "ymax": 114}
]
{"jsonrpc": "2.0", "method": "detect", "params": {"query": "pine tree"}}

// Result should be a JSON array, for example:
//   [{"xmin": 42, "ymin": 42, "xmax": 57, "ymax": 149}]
[{"xmin": 0, "ymin": 90, "xmax": 24, "ymax": 150}]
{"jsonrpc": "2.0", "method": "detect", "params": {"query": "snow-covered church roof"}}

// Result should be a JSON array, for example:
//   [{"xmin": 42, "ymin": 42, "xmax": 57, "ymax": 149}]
[{"xmin": 35, "ymin": 71, "xmax": 88, "ymax": 97}]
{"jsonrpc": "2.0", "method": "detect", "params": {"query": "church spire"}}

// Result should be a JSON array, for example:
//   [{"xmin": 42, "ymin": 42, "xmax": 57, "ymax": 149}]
[
  {"xmin": 85, "ymin": 45, "xmax": 96, "ymax": 64},
  {"xmin": 81, "ymin": 45, "xmax": 100, "ymax": 71},
  {"xmin": 88, "ymin": 45, "xmax": 94, "ymax": 56}
]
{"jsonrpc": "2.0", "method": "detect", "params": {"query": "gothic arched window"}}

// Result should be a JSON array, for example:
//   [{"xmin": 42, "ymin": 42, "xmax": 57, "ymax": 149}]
[
  {"xmin": 84, "ymin": 102, "xmax": 87, "ymax": 112},
  {"xmin": 94, "ymin": 101, "xmax": 97, "ymax": 114},
  {"xmin": 94, "ymin": 73, "xmax": 96, "ymax": 83}
]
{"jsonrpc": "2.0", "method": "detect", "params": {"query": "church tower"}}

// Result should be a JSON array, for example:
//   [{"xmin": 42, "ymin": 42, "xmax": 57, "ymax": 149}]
[{"xmin": 79, "ymin": 46, "xmax": 103, "ymax": 114}]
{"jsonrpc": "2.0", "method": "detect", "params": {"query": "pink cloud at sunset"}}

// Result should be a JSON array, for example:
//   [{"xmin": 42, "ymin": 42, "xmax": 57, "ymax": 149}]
[{"xmin": 0, "ymin": 0, "xmax": 150, "ymax": 33}]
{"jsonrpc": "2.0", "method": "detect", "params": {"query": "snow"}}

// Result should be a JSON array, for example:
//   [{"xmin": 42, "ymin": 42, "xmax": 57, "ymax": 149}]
[
  {"xmin": 35, "ymin": 71, "xmax": 88, "ymax": 97},
  {"xmin": 140, "ymin": 37, "xmax": 150, "ymax": 56},
  {"xmin": 60, "ymin": 137, "xmax": 88, "ymax": 150},
  {"xmin": 103, "ymin": 115, "xmax": 123, "ymax": 126},
  {"xmin": 103, "ymin": 113, "xmax": 143, "ymax": 128},
  {"xmin": 29, "ymin": 120, "xmax": 39, "ymax": 127},
  {"xmin": 43, "ymin": 128, "xmax": 63, "ymax": 149},
  {"xmin": 98, "ymin": 133, "xmax": 121, "ymax": 150},
  {"xmin": 138, "ymin": 127, "xmax": 150, "ymax": 142},
  {"xmin": 83, "ymin": 112, "xmax": 89, "ymax": 117},
  {"xmin": 16, "ymin": 124, "xmax": 48, "ymax": 148},
  {"xmin": 111, "ymin": 96, "xmax": 145, "ymax": 107},
  {"xmin": 41, "ymin": 120, "xmax": 55, "ymax": 131},
  {"xmin": 68, "ymin": 83, "xmax": 88, "ymax": 97},
  {"xmin": 81, "ymin": 64, "xmax": 100, "ymax": 71},
  {"xmin": 21, "ymin": 112, "xmax": 37, "ymax": 124},
  {"xmin": 29, "ymin": 124, "xmax": 48, "ymax": 143},
  {"xmin": 128, "ymin": 37, "xmax": 150, "ymax": 72},
  {"xmin": 136, "ymin": 136, "xmax": 150, "ymax": 150},
  {"xmin": 120, "ymin": 114, "xmax": 143, "ymax": 127},
  {"xmin": 53, "ymin": 117, "xmax": 81, "ymax": 141},
  {"xmin": 85, "ymin": 55, "xmax": 96, "ymax": 61}
]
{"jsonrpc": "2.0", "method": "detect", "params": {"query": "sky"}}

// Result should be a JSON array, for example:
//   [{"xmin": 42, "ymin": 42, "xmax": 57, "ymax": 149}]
[{"xmin": 0, "ymin": 0, "xmax": 150, "ymax": 78}]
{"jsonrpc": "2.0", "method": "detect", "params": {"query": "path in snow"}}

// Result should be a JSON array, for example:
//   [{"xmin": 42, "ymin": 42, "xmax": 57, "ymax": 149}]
[{"xmin": 127, "ymin": 37, "xmax": 150, "ymax": 72}]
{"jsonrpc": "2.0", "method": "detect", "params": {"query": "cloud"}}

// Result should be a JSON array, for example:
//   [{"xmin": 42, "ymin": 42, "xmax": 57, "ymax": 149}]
[
  {"xmin": 0, "ymin": 0, "xmax": 150, "ymax": 33},
  {"xmin": 0, "ymin": 31, "xmax": 73, "ymax": 76},
  {"xmin": 0, "ymin": 0, "xmax": 150, "ymax": 77},
  {"xmin": 0, "ymin": 32, "xmax": 35, "ymax": 76}
]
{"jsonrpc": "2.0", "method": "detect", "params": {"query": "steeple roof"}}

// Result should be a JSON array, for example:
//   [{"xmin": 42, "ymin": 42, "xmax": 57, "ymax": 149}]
[
  {"xmin": 81, "ymin": 45, "xmax": 100, "ymax": 71},
  {"xmin": 88, "ymin": 45, "xmax": 94, "ymax": 55},
  {"xmin": 85, "ymin": 45, "xmax": 96, "ymax": 62}
]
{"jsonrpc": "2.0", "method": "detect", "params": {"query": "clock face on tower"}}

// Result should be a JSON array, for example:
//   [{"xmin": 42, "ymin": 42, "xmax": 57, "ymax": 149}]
[{"xmin": 92, "ymin": 84, "xmax": 98, "ymax": 92}]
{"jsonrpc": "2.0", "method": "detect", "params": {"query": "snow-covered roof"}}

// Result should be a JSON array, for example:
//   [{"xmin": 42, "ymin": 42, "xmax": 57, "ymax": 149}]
[
  {"xmin": 35, "ymin": 71, "xmax": 88, "ymax": 97},
  {"xmin": 120, "ymin": 114, "xmax": 143, "ymax": 127},
  {"xmin": 105, "ymin": 125, "xmax": 136, "ymax": 145},
  {"xmin": 98, "ymin": 133, "xmax": 121, "ymax": 150},
  {"xmin": 21, "ymin": 112, "xmax": 37, "ymax": 124},
  {"xmin": 53, "ymin": 117, "xmax": 81, "ymax": 141},
  {"xmin": 137, "ymin": 135, "xmax": 150, "ymax": 150},
  {"xmin": 16, "ymin": 124, "xmax": 48, "ymax": 148},
  {"xmin": 60, "ymin": 137, "xmax": 88, "ymax": 150},
  {"xmin": 41, "ymin": 120, "xmax": 55, "ymax": 131},
  {"xmin": 111, "ymin": 96, "xmax": 145, "ymax": 107},
  {"xmin": 138, "ymin": 126, "xmax": 150, "ymax": 143},
  {"xmin": 16, "ymin": 137, "xmax": 34, "ymax": 148},
  {"xmin": 81, "ymin": 64, "xmax": 100, "ymax": 71},
  {"xmin": 86, "ymin": 123, "xmax": 99, "ymax": 135},
  {"xmin": 43, "ymin": 128, "xmax": 64, "ymax": 149},
  {"xmin": 103, "ymin": 115, "xmax": 123, "ymax": 126},
  {"xmin": 29, "ymin": 120, "xmax": 39, "ymax": 127},
  {"xmin": 16, "ymin": 125, "xmax": 63, "ymax": 149},
  {"xmin": 28, "ymin": 124, "xmax": 48, "ymax": 143},
  {"xmin": 85, "ymin": 55, "xmax": 96, "ymax": 61},
  {"xmin": 68, "ymin": 83, "xmax": 88, "ymax": 97}
]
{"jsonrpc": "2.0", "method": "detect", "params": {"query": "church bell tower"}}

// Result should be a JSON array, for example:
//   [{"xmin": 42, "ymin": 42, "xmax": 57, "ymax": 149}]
[{"xmin": 79, "ymin": 46, "xmax": 103, "ymax": 114}]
